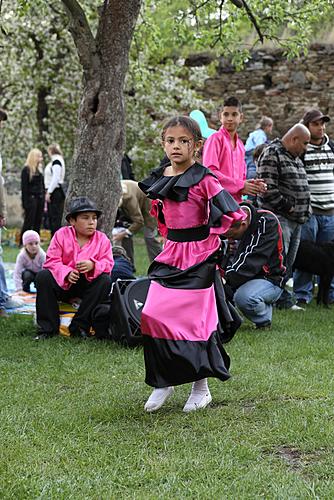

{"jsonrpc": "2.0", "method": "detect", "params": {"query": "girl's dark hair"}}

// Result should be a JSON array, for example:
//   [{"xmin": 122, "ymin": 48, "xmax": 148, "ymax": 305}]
[{"xmin": 161, "ymin": 116, "xmax": 202, "ymax": 142}]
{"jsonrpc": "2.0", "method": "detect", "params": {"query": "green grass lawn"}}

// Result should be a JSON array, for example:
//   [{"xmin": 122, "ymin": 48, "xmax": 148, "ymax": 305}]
[{"xmin": 0, "ymin": 239, "xmax": 333, "ymax": 498}]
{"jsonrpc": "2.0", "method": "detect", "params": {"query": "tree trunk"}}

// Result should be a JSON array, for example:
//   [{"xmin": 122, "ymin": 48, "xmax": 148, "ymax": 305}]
[
  {"xmin": 61, "ymin": 0, "xmax": 142, "ymax": 238},
  {"xmin": 36, "ymin": 86, "xmax": 50, "ymax": 144}
]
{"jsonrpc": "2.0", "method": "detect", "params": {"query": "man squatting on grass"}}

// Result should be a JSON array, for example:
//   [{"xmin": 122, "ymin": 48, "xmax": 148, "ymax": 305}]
[{"xmin": 224, "ymin": 203, "xmax": 286, "ymax": 330}]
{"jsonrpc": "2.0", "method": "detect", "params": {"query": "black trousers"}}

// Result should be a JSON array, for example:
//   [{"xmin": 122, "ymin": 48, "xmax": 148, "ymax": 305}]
[
  {"xmin": 22, "ymin": 269, "xmax": 37, "ymax": 293},
  {"xmin": 20, "ymin": 195, "xmax": 44, "ymax": 243},
  {"xmin": 36, "ymin": 270, "xmax": 112, "ymax": 335},
  {"xmin": 48, "ymin": 187, "xmax": 65, "ymax": 236}
]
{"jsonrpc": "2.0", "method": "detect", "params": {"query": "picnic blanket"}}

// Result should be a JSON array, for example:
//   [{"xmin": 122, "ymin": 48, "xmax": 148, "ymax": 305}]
[{"xmin": 4, "ymin": 263, "xmax": 81, "ymax": 336}]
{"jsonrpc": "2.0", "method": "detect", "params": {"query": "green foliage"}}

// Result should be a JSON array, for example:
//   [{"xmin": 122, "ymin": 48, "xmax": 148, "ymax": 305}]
[
  {"xmin": 0, "ymin": 1, "xmax": 81, "ymax": 174},
  {"xmin": 1, "ymin": 0, "xmax": 334, "ymax": 179}
]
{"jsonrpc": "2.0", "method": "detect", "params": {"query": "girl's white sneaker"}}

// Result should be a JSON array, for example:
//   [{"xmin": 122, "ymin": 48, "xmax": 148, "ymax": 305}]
[
  {"xmin": 144, "ymin": 386, "xmax": 174, "ymax": 412},
  {"xmin": 183, "ymin": 391, "xmax": 212, "ymax": 413}
]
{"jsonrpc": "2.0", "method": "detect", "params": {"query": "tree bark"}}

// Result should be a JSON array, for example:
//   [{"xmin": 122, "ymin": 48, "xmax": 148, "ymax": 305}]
[{"xmin": 61, "ymin": 0, "xmax": 142, "ymax": 238}]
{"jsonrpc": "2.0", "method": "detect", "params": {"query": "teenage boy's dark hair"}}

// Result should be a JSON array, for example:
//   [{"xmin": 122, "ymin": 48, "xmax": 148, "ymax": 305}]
[
  {"xmin": 0, "ymin": 109, "xmax": 8, "ymax": 122},
  {"xmin": 222, "ymin": 96, "xmax": 242, "ymax": 112}
]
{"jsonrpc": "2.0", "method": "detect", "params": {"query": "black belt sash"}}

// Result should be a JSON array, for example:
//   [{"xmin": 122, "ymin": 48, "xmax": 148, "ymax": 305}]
[{"xmin": 167, "ymin": 225, "xmax": 209, "ymax": 242}]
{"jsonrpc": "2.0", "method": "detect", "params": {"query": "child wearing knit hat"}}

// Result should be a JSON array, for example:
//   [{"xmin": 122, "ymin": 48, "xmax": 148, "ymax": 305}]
[{"xmin": 14, "ymin": 230, "xmax": 46, "ymax": 293}]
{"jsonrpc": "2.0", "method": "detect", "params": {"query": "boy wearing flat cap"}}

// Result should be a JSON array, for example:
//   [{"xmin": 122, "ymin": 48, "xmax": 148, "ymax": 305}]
[
  {"xmin": 294, "ymin": 109, "xmax": 334, "ymax": 306},
  {"xmin": 34, "ymin": 197, "xmax": 113, "ymax": 340}
]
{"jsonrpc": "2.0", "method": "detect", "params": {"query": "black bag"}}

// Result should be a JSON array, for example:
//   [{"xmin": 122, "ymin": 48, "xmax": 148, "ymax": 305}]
[
  {"xmin": 91, "ymin": 278, "xmax": 150, "ymax": 347},
  {"xmin": 110, "ymin": 278, "xmax": 150, "ymax": 347}
]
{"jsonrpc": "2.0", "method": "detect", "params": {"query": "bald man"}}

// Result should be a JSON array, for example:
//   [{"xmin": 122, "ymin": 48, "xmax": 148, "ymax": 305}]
[{"xmin": 256, "ymin": 124, "xmax": 311, "ymax": 310}]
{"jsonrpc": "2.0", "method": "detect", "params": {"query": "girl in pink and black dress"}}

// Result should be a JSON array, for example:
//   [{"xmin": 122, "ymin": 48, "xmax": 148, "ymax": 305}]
[{"xmin": 138, "ymin": 116, "xmax": 246, "ymax": 413}]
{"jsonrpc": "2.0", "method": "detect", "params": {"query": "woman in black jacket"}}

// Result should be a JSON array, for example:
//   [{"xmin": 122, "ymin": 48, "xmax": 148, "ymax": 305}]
[{"xmin": 20, "ymin": 148, "xmax": 44, "ymax": 242}]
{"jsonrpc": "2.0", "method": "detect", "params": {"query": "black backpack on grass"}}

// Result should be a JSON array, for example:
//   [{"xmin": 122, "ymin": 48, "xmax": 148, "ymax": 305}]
[{"xmin": 91, "ymin": 278, "xmax": 150, "ymax": 347}]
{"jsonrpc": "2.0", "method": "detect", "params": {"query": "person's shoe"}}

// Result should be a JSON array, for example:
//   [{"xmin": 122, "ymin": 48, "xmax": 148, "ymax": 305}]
[
  {"xmin": 70, "ymin": 327, "xmax": 90, "ymax": 339},
  {"xmin": 296, "ymin": 299, "xmax": 307, "ymax": 308},
  {"xmin": 290, "ymin": 304, "xmax": 305, "ymax": 311},
  {"xmin": 144, "ymin": 387, "xmax": 174, "ymax": 412},
  {"xmin": 4, "ymin": 296, "xmax": 24, "ymax": 309},
  {"xmin": 183, "ymin": 390, "xmax": 212, "ymax": 413},
  {"xmin": 0, "ymin": 308, "xmax": 9, "ymax": 318},
  {"xmin": 254, "ymin": 321, "xmax": 272, "ymax": 330},
  {"xmin": 33, "ymin": 332, "xmax": 54, "ymax": 341},
  {"xmin": 285, "ymin": 278, "xmax": 294, "ymax": 288}
]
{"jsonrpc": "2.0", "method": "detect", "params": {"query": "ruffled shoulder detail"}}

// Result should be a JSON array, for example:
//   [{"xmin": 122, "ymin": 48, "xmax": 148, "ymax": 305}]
[
  {"xmin": 209, "ymin": 190, "xmax": 241, "ymax": 227},
  {"xmin": 138, "ymin": 162, "xmax": 213, "ymax": 202},
  {"xmin": 208, "ymin": 190, "xmax": 246, "ymax": 235}
]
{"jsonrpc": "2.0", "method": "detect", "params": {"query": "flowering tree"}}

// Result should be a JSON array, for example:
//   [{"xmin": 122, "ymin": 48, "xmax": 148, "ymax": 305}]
[{"xmin": 1, "ymin": 0, "xmax": 333, "ymax": 235}]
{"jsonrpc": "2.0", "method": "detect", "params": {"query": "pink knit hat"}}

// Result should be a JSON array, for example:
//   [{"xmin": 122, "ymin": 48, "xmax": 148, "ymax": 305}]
[{"xmin": 22, "ymin": 230, "xmax": 40, "ymax": 246}]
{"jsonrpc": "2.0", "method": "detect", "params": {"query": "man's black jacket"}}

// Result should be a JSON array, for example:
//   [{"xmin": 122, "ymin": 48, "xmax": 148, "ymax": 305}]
[{"xmin": 225, "ymin": 203, "xmax": 286, "ymax": 290}]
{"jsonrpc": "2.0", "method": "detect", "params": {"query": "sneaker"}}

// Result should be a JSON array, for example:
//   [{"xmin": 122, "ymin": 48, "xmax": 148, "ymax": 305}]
[
  {"xmin": 183, "ymin": 391, "xmax": 212, "ymax": 413},
  {"xmin": 0, "ymin": 308, "xmax": 9, "ymax": 318},
  {"xmin": 296, "ymin": 299, "xmax": 307, "ymax": 308},
  {"xmin": 69, "ymin": 326, "xmax": 90, "ymax": 339},
  {"xmin": 144, "ymin": 387, "xmax": 174, "ymax": 412},
  {"xmin": 290, "ymin": 304, "xmax": 305, "ymax": 311},
  {"xmin": 4, "ymin": 296, "xmax": 24, "ymax": 309},
  {"xmin": 285, "ymin": 278, "xmax": 294, "ymax": 288}
]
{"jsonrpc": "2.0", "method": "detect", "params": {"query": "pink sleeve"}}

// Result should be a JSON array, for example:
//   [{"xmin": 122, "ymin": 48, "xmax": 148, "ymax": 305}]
[
  {"xmin": 198, "ymin": 175, "xmax": 247, "ymax": 234},
  {"xmin": 203, "ymin": 134, "xmax": 245, "ymax": 197},
  {"xmin": 150, "ymin": 199, "xmax": 168, "ymax": 238},
  {"xmin": 202, "ymin": 134, "xmax": 225, "ymax": 184},
  {"xmin": 198, "ymin": 174, "xmax": 224, "ymax": 200},
  {"xmin": 88, "ymin": 234, "xmax": 114, "ymax": 280},
  {"xmin": 43, "ymin": 232, "xmax": 75, "ymax": 289}
]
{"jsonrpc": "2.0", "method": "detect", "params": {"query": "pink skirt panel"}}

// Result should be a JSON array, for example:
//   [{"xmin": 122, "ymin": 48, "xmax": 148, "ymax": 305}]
[
  {"xmin": 155, "ymin": 235, "xmax": 221, "ymax": 270},
  {"xmin": 141, "ymin": 281, "xmax": 218, "ymax": 341}
]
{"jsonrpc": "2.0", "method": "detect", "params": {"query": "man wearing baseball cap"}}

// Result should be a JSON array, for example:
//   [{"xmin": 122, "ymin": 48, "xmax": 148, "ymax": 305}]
[{"xmin": 294, "ymin": 109, "xmax": 334, "ymax": 306}]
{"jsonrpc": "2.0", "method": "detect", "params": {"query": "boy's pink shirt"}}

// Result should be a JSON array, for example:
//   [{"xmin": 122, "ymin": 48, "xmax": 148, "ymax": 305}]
[
  {"xmin": 202, "ymin": 126, "xmax": 246, "ymax": 203},
  {"xmin": 43, "ymin": 226, "xmax": 114, "ymax": 290}
]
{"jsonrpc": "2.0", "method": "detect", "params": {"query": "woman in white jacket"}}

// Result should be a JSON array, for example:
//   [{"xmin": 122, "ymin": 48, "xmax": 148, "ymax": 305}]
[{"xmin": 45, "ymin": 143, "xmax": 66, "ymax": 236}]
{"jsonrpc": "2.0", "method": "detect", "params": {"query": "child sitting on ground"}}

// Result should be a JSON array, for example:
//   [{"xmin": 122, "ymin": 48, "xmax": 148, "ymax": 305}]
[
  {"xmin": 14, "ymin": 230, "xmax": 46, "ymax": 293},
  {"xmin": 34, "ymin": 197, "xmax": 113, "ymax": 340}
]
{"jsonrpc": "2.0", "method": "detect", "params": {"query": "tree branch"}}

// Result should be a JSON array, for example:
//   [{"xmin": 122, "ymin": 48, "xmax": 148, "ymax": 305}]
[
  {"xmin": 239, "ymin": 0, "xmax": 264, "ymax": 43},
  {"xmin": 60, "ymin": 0, "xmax": 100, "ymax": 80}
]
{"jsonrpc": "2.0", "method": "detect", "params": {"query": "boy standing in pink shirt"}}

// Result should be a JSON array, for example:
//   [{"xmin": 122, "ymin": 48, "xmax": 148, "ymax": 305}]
[
  {"xmin": 203, "ymin": 96, "xmax": 266, "ymax": 202},
  {"xmin": 34, "ymin": 197, "xmax": 113, "ymax": 340}
]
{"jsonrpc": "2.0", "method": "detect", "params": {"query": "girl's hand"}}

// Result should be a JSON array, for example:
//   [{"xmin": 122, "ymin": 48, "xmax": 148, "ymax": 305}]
[
  {"xmin": 67, "ymin": 269, "xmax": 80, "ymax": 284},
  {"xmin": 45, "ymin": 192, "xmax": 51, "ymax": 203},
  {"xmin": 76, "ymin": 260, "xmax": 95, "ymax": 273}
]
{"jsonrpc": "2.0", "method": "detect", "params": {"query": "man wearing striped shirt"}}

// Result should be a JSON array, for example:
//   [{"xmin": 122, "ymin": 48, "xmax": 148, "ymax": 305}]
[
  {"xmin": 257, "ymin": 124, "xmax": 311, "ymax": 309},
  {"xmin": 294, "ymin": 109, "xmax": 334, "ymax": 306}
]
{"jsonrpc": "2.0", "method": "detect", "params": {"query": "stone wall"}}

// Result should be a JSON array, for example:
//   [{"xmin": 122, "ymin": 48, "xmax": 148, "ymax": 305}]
[
  {"xmin": 191, "ymin": 43, "xmax": 334, "ymax": 140},
  {"xmin": 5, "ymin": 43, "xmax": 334, "ymax": 226}
]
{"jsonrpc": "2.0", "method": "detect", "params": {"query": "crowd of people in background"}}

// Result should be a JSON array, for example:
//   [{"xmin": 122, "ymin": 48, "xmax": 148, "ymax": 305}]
[{"xmin": 0, "ymin": 98, "xmax": 333, "ymax": 412}]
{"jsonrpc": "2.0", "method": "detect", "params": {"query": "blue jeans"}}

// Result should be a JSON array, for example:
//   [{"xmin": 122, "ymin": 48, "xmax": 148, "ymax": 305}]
[
  {"xmin": 234, "ymin": 279, "xmax": 283, "ymax": 326},
  {"xmin": 275, "ymin": 216, "xmax": 301, "ymax": 308},
  {"xmin": 293, "ymin": 214, "xmax": 334, "ymax": 303}
]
